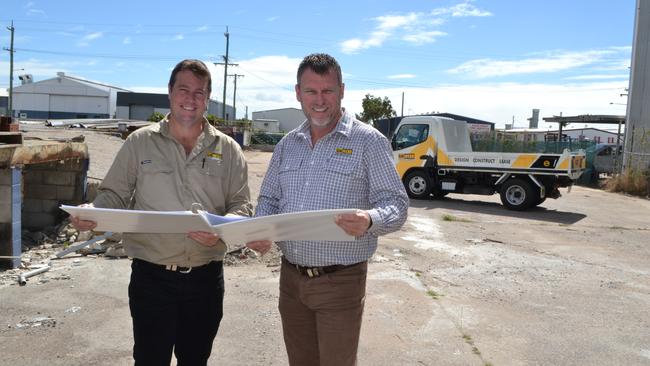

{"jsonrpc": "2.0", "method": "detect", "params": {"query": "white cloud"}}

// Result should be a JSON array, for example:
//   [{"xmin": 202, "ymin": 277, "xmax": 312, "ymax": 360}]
[
  {"xmin": 266, "ymin": 16, "xmax": 279, "ymax": 22},
  {"xmin": 341, "ymin": 81, "xmax": 628, "ymax": 129},
  {"xmin": 592, "ymin": 59, "xmax": 631, "ymax": 72},
  {"xmin": 566, "ymin": 74, "xmax": 629, "ymax": 80},
  {"xmin": 253, "ymin": 76, "xmax": 605, "ymax": 128},
  {"xmin": 77, "ymin": 32, "xmax": 104, "ymax": 47},
  {"xmin": 25, "ymin": 2, "xmax": 46, "ymax": 17},
  {"xmin": 0, "ymin": 59, "xmax": 72, "ymax": 80},
  {"xmin": 376, "ymin": 13, "xmax": 420, "ymax": 30},
  {"xmin": 123, "ymin": 36, "xmax": 132, "ymax": 45},
  {"xmin": 341, "ymin": 39, "xmax": 364, "ymax": 54},
  {"xmin": 388, "ymin": 74, "xmax": 417, "ymax": 79},
  {"xmin": 173, "ymin": 34, "xmax": 184, "ymax": 41},
  {"xmin": 448, "ymin": 3, "xmax": 492, "ymax": 17},
  {"xmin": 340, "ymin": 3, "xmax": 490, "ymax": 54},
  {"xmin": 447, "ymin": 50, "xmax": 616, "ymax": 79},
  {"xmin": 198, "ymin": 55, "xmax": 627, "ymax": 125},
  {"xmin": 430, "ymin": 2, "xmax": 492, "ymax": 17},
  {"xmin": 196, "ymin": 26, "xmax": 209, "ymax": 32},
  {"xmin": 402, "ymin": 30, "xmax": 447, "ymax": 44},
  {"xmin": 83, "ymin": 32, "xmax": 103, "ymax": 41},
  {"xmin": 27, "ymin": 9, "xmax": 46, "ymax": 16},
  {"xmin": 207, "ymin": 56, "xmax": 301, "ymax": 116},
  {"xmin": 1, "ymin": 56, "xmax": 628, "ymax": 126}
]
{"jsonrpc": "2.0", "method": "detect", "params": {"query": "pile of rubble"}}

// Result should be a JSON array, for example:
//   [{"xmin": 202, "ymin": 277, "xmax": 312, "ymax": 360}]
[{"xmin": 0, "ymin": 220, "xmax": 282, "ymax": 288}]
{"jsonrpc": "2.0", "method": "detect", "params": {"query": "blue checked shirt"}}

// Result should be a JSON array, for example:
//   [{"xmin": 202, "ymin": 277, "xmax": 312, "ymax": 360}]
[{"xmin": 256, "ymin": 112, "xmax": 409, "ymax": 266}]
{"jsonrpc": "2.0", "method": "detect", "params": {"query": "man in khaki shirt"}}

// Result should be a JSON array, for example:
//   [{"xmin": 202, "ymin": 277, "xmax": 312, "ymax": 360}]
[{"xmin": 71, "ymin": 59, "xmax": 252, "ymax": 365}]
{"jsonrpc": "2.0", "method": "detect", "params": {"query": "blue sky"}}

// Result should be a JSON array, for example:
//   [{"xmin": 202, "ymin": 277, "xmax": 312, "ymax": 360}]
[{"xmin": 1, "ymin": 0, "xmax": 635, "ymax": 128}]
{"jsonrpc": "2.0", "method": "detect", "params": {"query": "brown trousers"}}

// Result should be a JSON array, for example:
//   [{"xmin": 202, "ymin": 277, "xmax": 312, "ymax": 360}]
[{"xmin": 278, "ymin": 259, "xmax": 368, "ymax": 366}]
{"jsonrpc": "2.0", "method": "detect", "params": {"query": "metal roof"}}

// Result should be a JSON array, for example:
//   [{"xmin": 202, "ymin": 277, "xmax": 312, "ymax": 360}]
[{"xmin": 542, "ymin": 114, "xmax": 625, "ymax": 124}]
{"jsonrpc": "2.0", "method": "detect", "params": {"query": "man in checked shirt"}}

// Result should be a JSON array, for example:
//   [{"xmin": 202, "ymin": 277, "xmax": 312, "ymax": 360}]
[{"xmin": 247, "ymin": 53, "xmax": 409, "ymax": 366}]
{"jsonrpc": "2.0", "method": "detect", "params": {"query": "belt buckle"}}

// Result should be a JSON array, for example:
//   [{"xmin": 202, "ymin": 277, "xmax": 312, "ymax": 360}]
[
  {"xmin": 306, "ymin": 267, "xmax": 320, "ymax": 278},
  {"xmin": 165, "ymin": 264, "xmax": 192, "ymax": 274}
]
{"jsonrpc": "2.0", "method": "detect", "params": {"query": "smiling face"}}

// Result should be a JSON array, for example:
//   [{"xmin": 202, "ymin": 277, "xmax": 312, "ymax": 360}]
[
  {"xmin": 295, "ymin": 68, "xmax": 345, "ymax": 132},
  {"xmin": 168, "ymin": 69, "xmax": 209, "ymax": 127}
]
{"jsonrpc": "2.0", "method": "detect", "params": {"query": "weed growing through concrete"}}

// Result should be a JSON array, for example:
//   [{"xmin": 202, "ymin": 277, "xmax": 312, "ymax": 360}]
[{"xmin": 442, "ymin": 214, "xmax": 472, "ymax": 222}]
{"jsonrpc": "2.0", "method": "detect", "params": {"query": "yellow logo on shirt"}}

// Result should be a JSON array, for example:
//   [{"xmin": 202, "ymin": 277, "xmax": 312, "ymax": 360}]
[
  {"xmin": 335, "ymin": 148, "xmax": 353, "ymax": 155},
  {"xmin": 207, "ymin": 152, "xmax": 222, "ymax": 160}
]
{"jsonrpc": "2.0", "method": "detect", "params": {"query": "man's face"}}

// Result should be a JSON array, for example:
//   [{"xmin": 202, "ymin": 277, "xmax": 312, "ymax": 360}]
[
  {"xmin": 168, "ymin": 70, "xmax": 209, "ymax": 127},
  {"xmin": 295, "ymin": 68, "xmax": 344, "ymax": 130}
]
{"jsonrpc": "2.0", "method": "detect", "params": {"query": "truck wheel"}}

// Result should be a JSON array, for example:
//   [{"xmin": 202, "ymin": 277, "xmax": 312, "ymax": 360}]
[
  {"xmin": 404, "ymin": 171, "xmax": 431, "ymax": 199},
  {"xmin": 500, "ymin": 178, "xmax": 535, "ymax": 210}
]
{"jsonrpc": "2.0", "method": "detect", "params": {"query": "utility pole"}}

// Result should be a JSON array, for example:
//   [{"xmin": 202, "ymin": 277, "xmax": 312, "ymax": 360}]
[
  {"xmin": 401, "ymin": 92, "xmax": 404, "ymax": 117},
  {"xmin": 229, "ymin": 74, "xmax": 244, "ymax": 120},
  {"xmin": 4, "ymin": 21, "xmax": 15, "ymax": 118},
  {"xmin": 212, "ymin": 27, "xmax": 238, "ymax": 121}
]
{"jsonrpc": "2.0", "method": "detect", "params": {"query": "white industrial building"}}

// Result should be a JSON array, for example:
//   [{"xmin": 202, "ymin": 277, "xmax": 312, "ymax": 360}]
[
  {"xmin": 251, "ymin": 107, "xmax": 306, "ymax": 133},
  {"xmin": 500, "ymin": 127, "xmax": 621, "ymax": 144},
  {"xmin": 12, "ymin": 72, "xmax": 131, "ymax": 119},
  {"xmin": 115, "ymin": 92, "xmax": 232, "ymax": 121}
]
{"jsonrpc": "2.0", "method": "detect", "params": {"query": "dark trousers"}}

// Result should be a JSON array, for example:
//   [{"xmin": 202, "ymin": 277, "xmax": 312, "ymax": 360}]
[
  {"xmin": 128, "ymin": 259, "xmax": 224, "ymax": 366},
  {"xmin": 279, "ymin": 259, "xmax": 368, "ymax": 366}
]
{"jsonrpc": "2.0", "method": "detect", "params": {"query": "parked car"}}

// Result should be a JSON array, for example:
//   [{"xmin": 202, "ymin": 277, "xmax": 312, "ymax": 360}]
[{"xmin": 592, "ymin": 144, "xmax": 623, "ymax": 175}]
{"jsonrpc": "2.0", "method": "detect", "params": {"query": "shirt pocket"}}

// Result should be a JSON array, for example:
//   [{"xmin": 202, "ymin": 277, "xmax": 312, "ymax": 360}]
[
  {"xmin": 139, "ymin": 161, "xmax": 174, "ymax": 176},
  {"xmin": 137, "ymin": 161, "xmax": 177, "ymax": 203},
  {"xmin": 202, "ymin": 158, "xmax": 226, "ymax": 177},
  {"xmin": 323, "ymin": 155, "xmax": 366, "ymax": 199},
  {"xmin": 278, "ymin": 156, "xmax": 304, "ymax": 194},
  {"xmin": 325, "ymin": 155, "xmax": 362, "ymax": 177}
]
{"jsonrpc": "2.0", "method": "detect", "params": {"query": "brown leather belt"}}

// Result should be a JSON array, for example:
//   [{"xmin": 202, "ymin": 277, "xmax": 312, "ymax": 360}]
[{"xmin": 282, "ymin": 256, "xmax": 361, "ymax": 278}]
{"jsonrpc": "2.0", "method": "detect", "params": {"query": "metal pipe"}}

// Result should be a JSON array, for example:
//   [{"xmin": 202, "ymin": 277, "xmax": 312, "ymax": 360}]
[
  {"xmin": 18, "ymin": 263, "xmax": 51, "ymax": 286},
  {"xmin": 55, "ymin": 232, "xmax": 113, "ymax": 258}
]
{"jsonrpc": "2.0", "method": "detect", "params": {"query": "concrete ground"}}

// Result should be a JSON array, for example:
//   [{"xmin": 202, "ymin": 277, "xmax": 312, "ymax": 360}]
[{"xmin": 1, "ymin": 126, "xmax": 649, "ymax": 365}]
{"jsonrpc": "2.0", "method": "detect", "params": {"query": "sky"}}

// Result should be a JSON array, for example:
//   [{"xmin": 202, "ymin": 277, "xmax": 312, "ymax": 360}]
[{"xmin": 1, "ymin": 0, "xmax": 636, "ymax": 129}]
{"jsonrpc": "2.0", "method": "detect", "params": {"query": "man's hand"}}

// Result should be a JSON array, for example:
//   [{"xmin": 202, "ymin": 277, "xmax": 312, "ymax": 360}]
[
  {"xmin": 188, "ymin": 231, "xmax": 221, "ymax": 247},
  {"xmin": 335, "ymin": 210, "xmax": 371, "ymax": 237},
  {"xmin": 246, "ymin": 240, "xmax": 273, "ymax": 255},
  {"xmin": 70, "ymin": 203, "xmax": 97, "ymax": 232}
]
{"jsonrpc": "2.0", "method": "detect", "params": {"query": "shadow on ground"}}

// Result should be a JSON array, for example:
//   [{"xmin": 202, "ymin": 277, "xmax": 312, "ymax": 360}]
[{"xmin": 408, "ymin": 196, "xmax": 587, "ymax": 225}]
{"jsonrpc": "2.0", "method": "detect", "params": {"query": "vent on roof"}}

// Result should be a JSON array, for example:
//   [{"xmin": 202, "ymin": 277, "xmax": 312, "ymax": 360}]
[
  {"xmin": 18, "ymin": 74, "xmax": 33, "ymax": 84},
  {"xmin": 57, "ymin": 72, "xmax": 65, "ymax": 77}
]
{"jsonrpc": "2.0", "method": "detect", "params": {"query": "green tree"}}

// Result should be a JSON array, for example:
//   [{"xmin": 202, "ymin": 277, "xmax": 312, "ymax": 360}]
[
  {"xmin": 356, "ymin": 94, "xmax": 396, "ymax": 123},
  {"xmin": 206, "ymin": 114, "xmax": 225, "ymax": 126},
  {"xmin": 147, "ymin": 111, "xmax": 165, "ymax": 122}
]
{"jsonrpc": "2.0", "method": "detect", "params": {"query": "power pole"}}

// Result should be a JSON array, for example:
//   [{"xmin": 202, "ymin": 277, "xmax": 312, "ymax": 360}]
[
  {"xmin": 229, "ymin": 74, "xmax": 244, "ymax": 120},
  {"xmin": 4, "ymin": 21, "xmax": 15, "ymax": 118},
  {"xmin": 212, "ymin": 27, "xmax": 238, "ymax": 121},
  {"xmin": 401, "ymin": 92, "xmax": 404, "ymax": 117}
]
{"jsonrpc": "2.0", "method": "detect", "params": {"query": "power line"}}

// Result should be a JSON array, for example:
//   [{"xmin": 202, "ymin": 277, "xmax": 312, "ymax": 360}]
[{"xmin": 13, "ymin": 47, "xmax": 184, "ymax": 61}]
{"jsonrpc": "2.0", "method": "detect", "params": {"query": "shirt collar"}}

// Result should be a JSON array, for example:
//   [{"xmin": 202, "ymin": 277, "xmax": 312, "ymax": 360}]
[
  {"xmin": 294, "ymin": 110, "xmax": 352, "ymax": 142},
  {"xmin": 157, "ymin": 114, "xmax": 219, "ymax": 147}
]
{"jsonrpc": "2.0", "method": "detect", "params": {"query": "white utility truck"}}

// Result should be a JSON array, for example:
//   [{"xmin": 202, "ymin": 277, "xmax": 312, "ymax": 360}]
[{"xmin": 391, "ymin": 116, "xmax": 586, "ymax": 210}]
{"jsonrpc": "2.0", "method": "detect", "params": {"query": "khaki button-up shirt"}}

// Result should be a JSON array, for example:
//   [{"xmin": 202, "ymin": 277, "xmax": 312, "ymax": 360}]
[{"xmin": 93, "ymin": 117, "xmax": 252, "ymax": 266}]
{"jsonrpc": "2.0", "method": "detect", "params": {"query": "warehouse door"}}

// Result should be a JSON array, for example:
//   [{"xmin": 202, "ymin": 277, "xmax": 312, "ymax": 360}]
[{"xmin": 129, "ymin": 105, "xmax": 154, "ymax": 121}]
